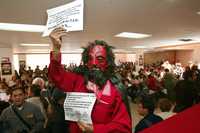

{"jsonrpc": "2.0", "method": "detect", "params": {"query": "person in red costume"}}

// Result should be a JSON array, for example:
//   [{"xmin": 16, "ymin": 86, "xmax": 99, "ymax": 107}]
[{"xmin": 48, "ymin": 28, "xmax": 132, "ymax": 133}]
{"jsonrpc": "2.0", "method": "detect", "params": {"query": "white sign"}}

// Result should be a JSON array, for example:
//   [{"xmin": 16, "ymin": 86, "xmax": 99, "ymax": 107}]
[
  {"xmin": 64, "ymin": 92, "xmax": 96, "ymax": 124},
  {"xmin": 0, "ymin": 92, "xmax": 10, "ymax": 102},
  {"xmin": 43, "ymin": 0, "xmax": 84, "ymax": 36}
]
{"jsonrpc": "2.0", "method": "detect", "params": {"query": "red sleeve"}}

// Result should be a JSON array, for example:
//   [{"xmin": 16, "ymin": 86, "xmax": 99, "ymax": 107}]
[
  {"xmin": 141, "ymin": 104, "xmax": 200, "ymax": 133},
  {"xmin": 48, "ymin": 51, "xmax": 78, "ymax": 92},
  {"xmin": 93, "ymin": 90, "xmax": 132, "ymax": 133}
]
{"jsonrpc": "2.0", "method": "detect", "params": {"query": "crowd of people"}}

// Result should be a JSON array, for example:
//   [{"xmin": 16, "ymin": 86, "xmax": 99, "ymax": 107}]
[
  {"xmin": 0, "ymin": 59, "xmax": 200, "ymax": 133},
  {"xmin": 113, "ymin": 60, "xmax": 200, "ymax": 132},
  {"xmin": 0, "ymin": 28, "xmax": 199, "ymax": 133}
]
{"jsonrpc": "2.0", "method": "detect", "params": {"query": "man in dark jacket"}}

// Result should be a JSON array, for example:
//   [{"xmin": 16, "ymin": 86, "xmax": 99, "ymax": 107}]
[
  {"xmin": 0, "ymin": 87, "xmax": 45, "ymax": 133},
  {"xmin": 135, "ymin": 96, "xmax": 163, "ymax": 133}
]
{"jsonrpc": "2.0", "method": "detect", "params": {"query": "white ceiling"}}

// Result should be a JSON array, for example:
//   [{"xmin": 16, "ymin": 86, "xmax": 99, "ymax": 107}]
[{"xmin": 0, "ymin": 0, "xmax": 200, "ymax": 53}]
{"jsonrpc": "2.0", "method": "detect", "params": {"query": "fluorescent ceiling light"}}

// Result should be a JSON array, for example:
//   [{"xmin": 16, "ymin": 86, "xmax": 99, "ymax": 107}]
[
  {"xmin": 132, "ymin": 46, "xmax": 147, "ymax": 48},
  {"xmin": 158, "ymin": 40, "xmax": 200, "ymax": 47},
  {"xmin": 115, "ymin": 32, "xmax": 151, "ymax": 39},
  {"xmin": 113, "ymin": 49, "xmax": 129, "ymax": 52},
  {"xmin": 65, "ymin": 49, "xmax": 83, "ymax": 53},
  {"xmin": 16, "ymin": 49, "xmax": 51, "ymax": 54},
  {"xmin": 20, "ymin": 43, "xmax": 50, "ymax": 47},
  {"xmin": 0, "ymin": 23, "xmax": 45, "ymax": 32},
  {"xmin": 114, "ymin": 49, "xmax": 125, "ymax": 51},
  {"xmin": 75, "ymin": 48, "xmax": 84, "ymax": 51}
]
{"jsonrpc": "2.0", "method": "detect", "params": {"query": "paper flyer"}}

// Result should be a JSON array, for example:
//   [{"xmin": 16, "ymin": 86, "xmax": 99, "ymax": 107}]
[
  {"xmin": 64, "ymin": 92, "xmax": 96, "ymax": 124},
  {"xmin": 43, "ymin": 0, "xmax": 84, "ymax": 36}
]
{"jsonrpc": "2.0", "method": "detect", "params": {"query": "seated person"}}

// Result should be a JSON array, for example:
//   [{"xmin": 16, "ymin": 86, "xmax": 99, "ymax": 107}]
[
  {"xmin": 156, "ymin": 98, "xmax": 176, "ymax": 120},
  {"xmin": 135, "ymin": 96, "xmax": 163, "ymax": 133}
]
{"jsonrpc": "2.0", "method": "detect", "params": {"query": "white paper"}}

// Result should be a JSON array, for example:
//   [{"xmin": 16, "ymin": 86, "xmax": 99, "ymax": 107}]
[
  {"xmin": 64, "ymin": 92, "xmax": 96, "ymax": 124},
  {"xmin": 0, "ymin": 92, "xmax": 10, "ymax": 102},
  {"xmin": 43, "ymin": 0, "xmax": 84, "ymax": 36}
]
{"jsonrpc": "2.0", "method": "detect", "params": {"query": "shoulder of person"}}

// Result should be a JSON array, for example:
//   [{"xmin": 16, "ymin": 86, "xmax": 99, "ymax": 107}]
[
  {"xmin": 1, "ymin": 105, "xmax": 12, "ymax": 114},
  {"xmin": 24, "ymin": 101, "xmax": 41, "ymax": 111},
  {"xmin": 135, "ymin": 119, "xmax": 148, "ymax": 132},
  {"xmin": 151, "ymin": 114, "xmax": 163, "ymax": 121}
]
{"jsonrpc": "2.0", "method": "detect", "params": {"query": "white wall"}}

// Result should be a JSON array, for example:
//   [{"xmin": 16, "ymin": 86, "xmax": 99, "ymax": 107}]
[
  {"xmin": 115, "ymin": 53, "xmax": 136, "ymax": 65},
  {"xmin": 13, "ymin": 53, "xmax": 82, "ymax": 70},
  {"xmin": 13, "ymin": 53, "xmax": 136, "ymax": 71},
  {"xmin": 26, "ymin": 54, "xmax": 50, "ymax": 70}
]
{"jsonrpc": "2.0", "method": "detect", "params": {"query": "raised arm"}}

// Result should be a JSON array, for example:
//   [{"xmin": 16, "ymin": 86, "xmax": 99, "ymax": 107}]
[
  {"xmin": 49, "ymin": 27, "xmax": 67, "ymax": 60},
  {"xmin": 48, "ymin": 28, "xmax": 79, "ymax": 92}
]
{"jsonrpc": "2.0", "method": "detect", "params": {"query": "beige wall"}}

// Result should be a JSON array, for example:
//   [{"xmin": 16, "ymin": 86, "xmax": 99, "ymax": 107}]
[
  {"xmin": 171, "ymin": 43, "xmax": 200, "ymax": 66},
  {"xmin": 115, "ymin": 53, "xmax": 136, "ymax": 64},
  {"xmin": 175, "ymin": 50, "xmax": 193, "ymax": 66},
  {"xmin": 144, "ymin": 43, "xmax": 200, "ymax": 67},
  {"xmin": 192, "ymin": 47, "xmax": 200, "ymax": 64},
  {"xmin": 144, "ymin": 51, "xmax": 176, "ymax": 65}
]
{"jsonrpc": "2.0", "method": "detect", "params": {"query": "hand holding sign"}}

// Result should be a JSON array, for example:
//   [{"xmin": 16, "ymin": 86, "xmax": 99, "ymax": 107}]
[
  {"xmin": 77, "ymin": 121, "xmax": 93, "ymax": 133},
  {"xmin": 49, "ymin": 27, "xmax": 67, "ymax": 51},
  {"xmin": 43, "ymin": 0, "xmax": 84, "ymax": 37}
]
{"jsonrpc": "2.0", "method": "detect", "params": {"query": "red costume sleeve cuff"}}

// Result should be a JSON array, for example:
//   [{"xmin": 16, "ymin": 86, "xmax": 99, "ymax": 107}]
[{"xmin": 50, "ymin": 51, "xmax": 61, "ymax": 64}]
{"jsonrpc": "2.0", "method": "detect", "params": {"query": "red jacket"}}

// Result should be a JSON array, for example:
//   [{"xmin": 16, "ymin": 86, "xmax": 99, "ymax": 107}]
[
  {"xmin": 141, "ymin": 104, "xmax": 200, "ymax": 133},
  {"xmin": 48, "ymin": 52, "xmax": 132, "ymax": 133},
  {"xmin": 147, "ymin": 76, "xmax": 160, "ymax": 91}
]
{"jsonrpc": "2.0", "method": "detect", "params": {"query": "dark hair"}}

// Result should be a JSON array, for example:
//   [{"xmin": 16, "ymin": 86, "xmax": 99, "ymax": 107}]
[
  {"xmin": 73, "ymin": 40, "xmax": 116, "ymax": 87},
  {"xmin": 164, "ymin": 69, "xmax": 169, "ymax": 72},
  {"xmin": 10, "ymin": 86, "xmax": 25, "ymax": 95},
  {"xmin": 139, "ymin": 96, "xmax": 155, "ymax": 114},
  {"xmin": 158, "ymin": 98, "xmax": 172, "ymax": 112},
  {"xmin": 81, "ymin": 40, "xmax": 116, "ymax": 73},
  {"xmin": 30, "ymin": 84, "xmax": 41, "ymax": 97},
  {"xmin": 173, "ymin": 80, "xmax": 197, "ymax": 112},
  {"xmin": 183, "ymin": 70, "xmax": 193, "ymax": 80},
  {"xmin": 52, "ymin": 88, "xmax": 66, "ymax": 102}
]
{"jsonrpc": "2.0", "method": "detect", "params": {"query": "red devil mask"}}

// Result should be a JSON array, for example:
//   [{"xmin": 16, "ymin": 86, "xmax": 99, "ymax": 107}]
[{"xmin": 87, "ymin": 45, "xmax": 108, "ymax": 71}]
